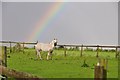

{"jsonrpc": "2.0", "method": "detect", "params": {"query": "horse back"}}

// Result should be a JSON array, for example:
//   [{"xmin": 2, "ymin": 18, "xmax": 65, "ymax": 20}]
[{"xmin": 35, "ymin": 43, "xmax": 52, "ymax": 51}]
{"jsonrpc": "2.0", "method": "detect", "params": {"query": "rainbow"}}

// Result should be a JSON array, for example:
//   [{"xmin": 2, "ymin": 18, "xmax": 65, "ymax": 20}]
[{"xmin": 27, "ymin": 2, "xmax": 65, "ymax": 42}]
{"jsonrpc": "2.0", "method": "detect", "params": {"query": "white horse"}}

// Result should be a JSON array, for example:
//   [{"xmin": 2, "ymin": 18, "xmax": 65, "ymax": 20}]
[{"xmin": 35, "ymin": 39, "xmax": 57, "ymax": 60}]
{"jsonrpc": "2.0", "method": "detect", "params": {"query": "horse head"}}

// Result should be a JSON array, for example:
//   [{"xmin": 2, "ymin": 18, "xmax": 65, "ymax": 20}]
[{"xmin": 51, "ymin": 38, "xmax": 58, "ymax": 46}]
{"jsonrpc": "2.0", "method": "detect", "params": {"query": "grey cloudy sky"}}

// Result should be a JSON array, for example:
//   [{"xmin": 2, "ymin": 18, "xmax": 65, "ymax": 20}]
[
  {"xmin": 1, "ymin": 2, "xmax": 118, "ymax": 45},
  {"xmin": 0, "ymin": 1, "xmax": 2, "ymax": 41}
]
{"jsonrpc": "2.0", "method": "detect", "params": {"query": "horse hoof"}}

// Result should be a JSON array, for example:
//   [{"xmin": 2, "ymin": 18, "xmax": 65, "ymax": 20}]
[
  {"xmin": 40, "ymin": 59, "xmax": 43, "ymax": 60},
  {"xmin": 34, "ymin": 58, "xmax": 38, "ymax": 61}
]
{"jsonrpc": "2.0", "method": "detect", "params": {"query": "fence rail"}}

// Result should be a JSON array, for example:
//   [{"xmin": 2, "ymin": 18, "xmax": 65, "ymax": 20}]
[
  {"xmin": 58, "ymin": 44, "xmax": 120, "ymax": 48},
  {"xmin": 0, "ymin": 41, "xmax": 36, "ymax": 44},
  {"xmin": 0, "ymin": 41, "xmax": 120, "ymax": 58},
  {"xmin": 0, "ymin": 41, "xmax": 120, "ymax": 48},
  {"xmin": 0, "ymin": 65, "xmax": 42, "ymax": 80}
]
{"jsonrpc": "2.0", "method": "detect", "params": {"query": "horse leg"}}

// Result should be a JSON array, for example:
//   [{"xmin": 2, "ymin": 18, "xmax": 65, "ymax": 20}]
[
  {"xmin": 47, "ymin": 52, "xmax": 50, "ymax": 60},
  {"xmin": 36, "ymin": 50, "xmax": 42, "ymax": 60},
  {"xmin": 36, "ymin": 50, "xmax": 39, "ymax": 59},
  {"xmin": 47, "ymin": 50, "xmax": 53, "ymax": 60},
  {"xmin": 38, "ymin": 50, "xmax": 42, "ymax": 60},
  {"xmin": 50, "ymin": 50, "xmax": 53, "ymax": 60},
  {"xmin": 47, "ymin": 52, "xmax": 49, "ymax": 60}
]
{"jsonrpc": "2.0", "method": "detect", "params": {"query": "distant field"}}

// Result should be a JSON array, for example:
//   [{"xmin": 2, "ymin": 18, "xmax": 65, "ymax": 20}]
[{"xmin": 7, "ymin": 48, "xmax": 118, "ymax": 78}]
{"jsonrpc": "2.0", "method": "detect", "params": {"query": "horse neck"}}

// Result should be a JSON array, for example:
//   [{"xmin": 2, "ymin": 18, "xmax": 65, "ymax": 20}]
[{"xmin": 50, "ymin": 42, "xmax": 54, "ymax": 48}]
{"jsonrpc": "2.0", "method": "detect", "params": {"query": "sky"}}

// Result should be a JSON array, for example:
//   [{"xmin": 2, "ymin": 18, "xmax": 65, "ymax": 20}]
[
  {"xmin": 118, "ymin": 2, "xmax": 120, "ymax": 45},
  {"xmin": 1, "ymin": 0, "xmax": 120, "ymax": 2},
  {"xmin": 0, "ymin": 1, "xmax": 2, "ymax": 41},
  {"xmin": 1, "ymin": 1, "xmax": 119, "ymax": 45}
]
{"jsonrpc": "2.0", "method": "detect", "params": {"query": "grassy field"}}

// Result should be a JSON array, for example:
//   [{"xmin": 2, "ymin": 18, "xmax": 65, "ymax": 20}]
[{"xmin": 6, "ymin": 48, "xmax": 118, "ymax": 78}]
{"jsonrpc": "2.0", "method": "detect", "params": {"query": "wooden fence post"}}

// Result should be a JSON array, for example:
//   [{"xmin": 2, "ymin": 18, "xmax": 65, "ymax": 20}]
[
  {"xmin": 115, "ymin": 47, "xmax": 118, "ymax": 58},
  {"xmin": 9, "ymin": 41, "xmax": 12, "ymax": 53},
  {"xmin": 80, "ymin": 45, "xmax": 83, "ymax": 57},
  {"xmin": 1, "ymin": 46, "xmax": 7, "ymax": 79},
  {"xmin": 96, "ymin": 45, "xmax": 99, "ymax": 57},
  {"xmin": 101, "ymin": 59, "xmax": 108, "ymax": 71},
  {"xmin": 4, "ymin": 46, "xmax": 7, "ymax": 67},
  {"xmin": 94, "ymin": 65, "xmax": 107, "ymax": 80},
  {"xmin": 118, "ymin": 50, "xmax": 120, "ymax": 58},
  {"xmin": 1, "ymin": 46, "xmax": 7, "ymax": 67},
  {"xmin": 94, "ymin": 59, "xmax": 107, "ymax": 80},
  {"xmin": 64, "ymin": 45, "xmax": 67, "ymax": 57},
  {"xmin": 23, "ymin": 42, "xmax": 24, "ymax": 53}
]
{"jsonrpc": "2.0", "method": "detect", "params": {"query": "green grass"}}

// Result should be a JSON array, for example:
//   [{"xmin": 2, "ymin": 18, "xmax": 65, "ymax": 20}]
[{"xmin": 7, "ymin": 48, "xmax": 118, "ymax": 78}]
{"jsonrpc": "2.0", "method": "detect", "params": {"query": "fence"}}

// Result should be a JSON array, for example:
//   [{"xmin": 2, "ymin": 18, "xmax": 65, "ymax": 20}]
[
  {"xmin": 0, "ymin": 45, "xmax": 43, "ymax": 79},
  {"xmin": 0, "ymin": 65, "xmax": 42, "ymax": 80},
  {"xmin": 0, "ymin": 46, "xmax": 7, "ymax": 67},
  {"xmin": 59, "ymin": 44, "xmax": 120, "ymax": 58},
  {"xmin": 0, "ymin": 46, "xmax": 7, "ymax": 79},
  {"xmin": 0, "ymin": 41, "xmax": 120, "ymax": 79},
  {"xmin": 0, "ymin": 41, "xmax": 120, "ymax": 58},
  {"xmin": 0, "ymin": 41, "xmax": 36, "ymax": 53}
]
